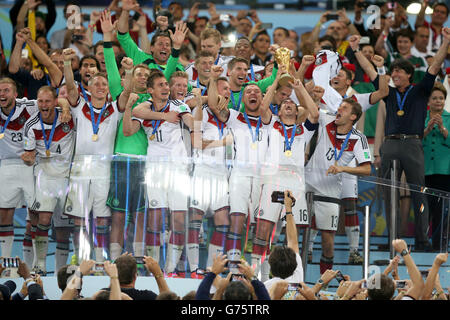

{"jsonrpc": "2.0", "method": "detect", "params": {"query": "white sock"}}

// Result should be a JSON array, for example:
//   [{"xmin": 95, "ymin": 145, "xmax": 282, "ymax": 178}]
[
  {"xmin": 35, "ymin": 235, "xmax": 49, "ymax": 272},
  {"xmin": 94, "ymin": 247, "xmax": 106, "ymax": 262},
  {"xmin": 146, "ymin": 245, "xmax": 160, "ymax": 264},
  {"xmin": 261, "ymin": 257, "xmax": 270, "ymax": 282},
  {"xmin": 23, "ymin": 244, "xmax": 34, "ymax": 268},
  {"xmin": 186, "ymin": 243, "xmax": 199, "ymax": 272},
  {"xmin": 308, "ymin": 229, "xmax": 319, "ymax": 253},
  {"xmin": 207, "ymin": 244, "xmax": 223, "ymax": 268},
  {"xmin": 133, "ymin": 242, "xmax": 145, "ymax": 257},
  {"xmin": 0, "ymin": 235, "xmax": 14, "ymax": 257},
  {"xmin": 345, "ymin": 226, "xmax": 360, "ymax": 253},
  {"xmin": 55, "ymin": 247, "xmax": 70, "ymax": 273},
  {"xmin": 165, "ymin": 243, "xmax": 184, "ymax": 274},
  {"xmin": 110, "ymin": 243, "xmax": 122, "ymax": 261}
]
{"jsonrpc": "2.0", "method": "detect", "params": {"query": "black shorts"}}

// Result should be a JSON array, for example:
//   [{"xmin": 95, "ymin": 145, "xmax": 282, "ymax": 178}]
[{"xmin": 107, "ymin": 155, "xmax": 147, "ymax": 213}]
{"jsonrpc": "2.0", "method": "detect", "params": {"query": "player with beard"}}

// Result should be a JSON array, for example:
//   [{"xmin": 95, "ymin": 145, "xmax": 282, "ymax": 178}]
[
  {"xmin": 22, "ymin": 86, "xmax": 74, "ymax": 274},
  {"xmin": 207, "ymin": 69, "xmax": 275, "ymax": 262},
  {"xmin": 0, "ymin": 77, "xmax": 38, "ymax": 265}
]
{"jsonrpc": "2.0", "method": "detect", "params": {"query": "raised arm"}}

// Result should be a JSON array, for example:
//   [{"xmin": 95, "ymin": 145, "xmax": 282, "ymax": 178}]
[
  {"xmin": 260, "ymin": 67, "xmax": 281, "ymax": 121},
  {"xmin": 118, "ymin": 0, "xmax": 138, "ymax": 34},
  {"xmin": 291, "ymin": 79, "xmax": 319, "ymax": 124},
  {"xmin": 101, "ymin": 10, "xmax": 123, "ymax": 100},
  {"xmin": 62, "ymin": 48, "xmax": 79, "ymax": 106},
  {"xmin": 295, "ymin": 55, "xmax": 315, "ymax": 84},
  {"xmin": 374, "ymin": 17, "xmax": 394, "ymax": 60},
  {"xmin": 122, "ymin": 93, "xmax": 141, "ymax": 137},
  {"xmin": 8, "ymin": 30, "xmax": 27, "ymax": 74},
  {"xmin": 392, "ymin": 239, "xmax": 424, "ymax": 300},
  {"xmin": 422, "ymin": 253, "xmax": 448, "ymax": 300},
  {"xmin": 103, "ymin": 261, "xmax": 121, "ymax": 300},
  {"xmin": 207, "ymin": 65, "xmax": 229, "ymax": 123},
  {"xmin": 117, "ymin": 57, "xmax": 134, "ymax": 112},
  {"xmin": 136, "ymin": 12, "xmax": 151, "ymax": 54},
  {"xmin": 349, "ymin": 35, "xmax": 377, "ymax": 81},
  {"xmin": 144, "ymin": 256, "xmax": 170, "ymax": 294},
  {"xmin": 23, "ymin": 28, "xmax": 63, "ymax": 87},
  {"xmin": 310, "ymin": 12, "xmax": 330, "ymax": 47},
  {"xmin": 368, "ymin": 55, "xmax": 389, "ymax": 105},
  {"xmin": 284, "ymin": 190, "xmax": 299, "ymax": 255},
  {"xmin": 428, "ymin": 27, "xmax": 450, "ymax": 76},
  {"xmin": 414, "ymin": 0, "xmax": 429, "ymax": 29}
]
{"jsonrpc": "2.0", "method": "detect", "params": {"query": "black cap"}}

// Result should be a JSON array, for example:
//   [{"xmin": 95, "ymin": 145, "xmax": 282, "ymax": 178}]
[{"xmin": 0, "ymin": 280, "xmax": 17, "ymax": 301}]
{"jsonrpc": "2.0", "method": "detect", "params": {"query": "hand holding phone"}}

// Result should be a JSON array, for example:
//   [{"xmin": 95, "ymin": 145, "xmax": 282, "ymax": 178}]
[
  {"xmin": 335, "ymin": 270, "xmax": 345, "ymax": 283},
  {"xmin": 326, "ymin": 14, "xmax": 339, "ymax": 21}
]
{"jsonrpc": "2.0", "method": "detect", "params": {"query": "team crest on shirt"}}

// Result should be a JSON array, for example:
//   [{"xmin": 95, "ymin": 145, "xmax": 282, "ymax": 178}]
[
  {"xmin": 18, "ymin": 116, "xmax": 26, "ymax": 125},
  {"xmin": 296, "ymin": 126, "xmax": 302, "ymax": 135},
  {"xmin": 150, "ymin": 199, "xmax": 158, "ymax": 207},
  {"xmin": 112, "ymin": 198, "xmax": 120, "ymax": 207},
  {"xmin": 192, "ymin": 199, "xmax": 199, "ymax": 206},
  {"xmin": 315, "ymin": 57, "xmax": 323, "ymax": 66},
  {"xmin": 255, "ymin": 73, "xmax": 262, "ymax": 81},
  {"xmin": 62, "ymin": 123, "xmax": 71, "ymax": 133},
  {"xmin": 103, "ymin": 110, "xmax": 110, "ymax": 118},
  {"xmin": 66, "ymin": 205, "xmax": 72, "ymax": 212}
]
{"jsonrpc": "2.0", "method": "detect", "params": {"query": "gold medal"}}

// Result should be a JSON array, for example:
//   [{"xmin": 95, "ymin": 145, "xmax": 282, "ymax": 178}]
[
  {"xmin": 285, "ymin": 150, "xmax": 292, "ymax": 157},
  {"xmin": 251, "ymin": 142, "xmax": 257, "ymax": 150},
  {"xmin": 0, "ymin": 133, "xmax": 4, "ymax": 139},
  {"xmin": 149, "ymin": 134, "xmax": 155, "ymax": 141},
  {"xmin": 397, "ymin": 110, "xmax": 404, "ymax": 116},
  {"xmin": 46, "ymin": 150, "xmax": 51, "ymax": 157},
  {"xmin": 92, "ymin": 134, "xmax": 98, "ymax": 142}
]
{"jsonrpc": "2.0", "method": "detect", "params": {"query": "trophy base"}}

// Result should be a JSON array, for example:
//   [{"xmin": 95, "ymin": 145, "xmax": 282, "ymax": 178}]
[{"xmin": 279, "ymin": 74, "xmax": 294, "ymax": 87}]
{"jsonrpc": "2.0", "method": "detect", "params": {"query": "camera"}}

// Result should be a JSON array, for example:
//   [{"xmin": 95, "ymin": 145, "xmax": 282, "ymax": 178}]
[
  {"xmin": 260, "ymin": 23, "xmax": 273, "ymax": 30},
  {"xmin": 326, "ymin": 14, "xmax": 339, "ymax": 21},
  {"xmin": 0, "ymin": 257, "xmax": 19, "ymax": 268},
  {"xmin": 271, "ymin": 191, "xmax": 296, "ymax": 206},
  {"xmin": 287, "ymin": 283, "xmax": 302, "ymax": 291},
  {"xmin": 72, "ymin": 34, "xmax": 84, "ymax": 42},
  {"xmin": 220, "ymin": 14, "xmax": 230, "ymax": 22},
  {"xmin": 395, "ymin": 280, "xmax": 407, "ymax": 289},
  {"xmin": 335, "ymin": 270, "xmax": 345, "ymax": 283},
  {"xmin": 94, "ymin": 262, "xmax": 105, "ymax": 272},
  {"xmin": 135, "ymin": 256, "xmax": 145, "ymax": 265},
  {"xmin": 231, "ymin": 274, "xmax": 244, "ymax": 281}
]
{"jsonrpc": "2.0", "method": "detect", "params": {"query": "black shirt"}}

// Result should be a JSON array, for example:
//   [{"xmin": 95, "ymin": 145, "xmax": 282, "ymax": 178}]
[
  {"xmin": 375, "ymin": 71, "xmax": 436, "ymax": 136},
  {"xmin": 102, "ymin": 287, "xmax": 158, "ymax": 300}
]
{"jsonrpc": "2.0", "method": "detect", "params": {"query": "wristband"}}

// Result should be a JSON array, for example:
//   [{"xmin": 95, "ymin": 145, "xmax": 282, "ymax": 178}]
[
  {"xmin": 285, "ymin": 211, "xmax": 293, "ymax": 215},
  {"xmin": 64, "ymin": 61, "xmax": 71, "ymax": 66},
  {"xmin": 75, "ymin": 270, "xmax": 83, "ymax": 278},
  {"xmin": 125, "ymin": 69, "xmax": 133, "ymax": 75},
  {"xmin": 377, "ymin": 66, "xmax": 386, "ymax": 75}
]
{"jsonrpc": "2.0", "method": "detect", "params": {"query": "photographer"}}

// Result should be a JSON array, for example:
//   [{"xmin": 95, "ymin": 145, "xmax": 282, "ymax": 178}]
[
  {"xmin": 264, "ymin": 191, "xmax": 304, "ymax": 291},
  {"xmin": 195, "ymin": 253, "xmax": 270, "ymax": 300}
]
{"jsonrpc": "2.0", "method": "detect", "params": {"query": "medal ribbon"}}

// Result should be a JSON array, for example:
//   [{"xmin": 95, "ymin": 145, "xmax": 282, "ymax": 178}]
[
  {"xmin": 39, "ymin": 109, "xmax": 58, "ymax": 153},
  {"xmin": 246, "ymin": 64, "xmax": 255, "ymax": 82},
  {"xmin": 212, "ymin": 113, "xmax": 224, "ymax": 139},
  {"xmin": 281, "ymin": 122, "xmax": 296, "ymax": 152},
  {"xmin": 150, "ymin": 101, "xmax": 170, "ymax": 137},
  {"xmin": 334, "ymin": 130, "xmax": 353, "ymax": 163},
  {"xmin": 269, "ymin": 103, "xmax": 278, "ymax": 115},
  {"xmin": 395, "ymin": 85, "xmax": 413, "ymax": 114},
  {"xmin": 243, "ymin": 112, "xmax": 261, "ymax": 144},
  {"xmin": 0, "ymin": 106, "xmax": 16, "ymax": 135},
  {"xmin": 196, "ymin": 78, "xmax": 208, "ymax": 96},
  {"xmin": 80, "ymin": 83, "xmax": 107, "ymax": 135},
  {"xmin": 230, "ymin": 90, "xmax": 243, "ymax": 111}
]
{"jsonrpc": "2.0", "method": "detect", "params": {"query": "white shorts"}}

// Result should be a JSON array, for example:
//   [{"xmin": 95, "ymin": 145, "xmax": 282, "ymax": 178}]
[
  {"xmin": 64, "ymin": 159, "xmax": 111, "ymax": 219},
  {"xmin": 0, "ymin": 161, "xmax": 35, "ymax": 209},
  {"xmin": 340, "ymin": 172, "xmax": 358, "ymax": 199},
  {"xmin": 190, "ymin": 165, "xmax": 229, "ymax": 216},
  {"xmin": 258, "ymin": 170, "xmax": 309, "ymax": 226},
  {"xmin": 340, "ymin": 158, "xmax": 358, "ymax": 199},
  {"xmin": 146, "ymin": 162, "xmax": 190, "ymax": 211},
  {"xmin": 31, "ymin": 168, "xmax": 68, "ymax": 213},
  {"xmin": 229, "ymin": 171, "xmax": 262, "ymax": 220},
  {"xmin": 312, "ymin": 199, "xmax": 340, "ymax": 232},
  {"xmin": 52, "ymin": 201, "xmax": 73, "ymax": 228}
]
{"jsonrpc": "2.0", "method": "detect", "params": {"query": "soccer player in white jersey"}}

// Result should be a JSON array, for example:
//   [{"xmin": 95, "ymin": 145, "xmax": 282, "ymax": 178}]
[
  {"xmin": 21, "ymin": 86, "xmax": 74, "ymax": 274},
  {"xmin": 305, "ymin": 97, "xmax": 372, "ymax": 275},
  {"xmin": 251, "ymin": 76, "xmax": 320, "ymax": 280},
  {"xmin": 184, "ymin": 28, "xmax": 229, "ymax": 81},
  {"xmin": 123, "ymin": 70, "xmax": 195, "ymax": 274},
  {"xmin": 187, "ymin": 50, "xmax": 215, "ymax": 96},
  {"xmin": 207, "ymin": 68, "xmax": 275, "ymax": 262},
  {"xmin": 309, "ymin": 45, "xmax": 388, "ymax": 265},
  {"xmin": 62, "ymin": 48, "xmax": 127, "ymax": 263},
  {"xmin": 0, "ymin": 77, "xmax": 38, "ymax": 263}
]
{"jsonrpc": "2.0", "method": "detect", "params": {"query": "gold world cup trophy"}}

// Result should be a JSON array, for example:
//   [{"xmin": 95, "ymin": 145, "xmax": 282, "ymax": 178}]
[{"xmin": 274, "ymin": 47, "xmax": 294, "ymax": 87}]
